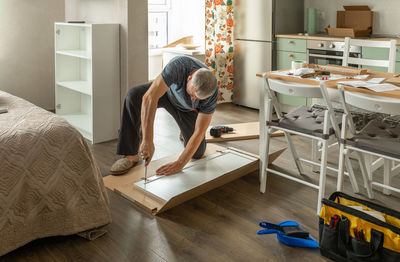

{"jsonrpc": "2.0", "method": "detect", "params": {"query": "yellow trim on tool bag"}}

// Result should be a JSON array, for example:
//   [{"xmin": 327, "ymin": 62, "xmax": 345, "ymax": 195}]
[
  {"xmin": 321, "ymin": 205, "xmax": 400, "ymax": 253},
  {"xmin": 335, "ymin": 197, "xmax": 400, "ymax": 229}
]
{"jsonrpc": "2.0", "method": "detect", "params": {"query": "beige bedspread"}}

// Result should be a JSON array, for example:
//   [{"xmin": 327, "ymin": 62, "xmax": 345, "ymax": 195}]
[{"xmin": 0, "ymin": 91, "xmax": 111, "ymax": 256}]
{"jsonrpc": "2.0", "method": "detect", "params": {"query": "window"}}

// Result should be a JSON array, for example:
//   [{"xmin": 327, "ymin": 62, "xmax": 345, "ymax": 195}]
[
  {"xmin": 148, "ymin": 0, "xmax": 170, "ymax": 49},
  {"xmin": 148, "ymin": 12, "xmax": 168, "ymax": 49},
  {"xmin": 148, "ymin": 0, "xmax": 205, "ymax": 50}
]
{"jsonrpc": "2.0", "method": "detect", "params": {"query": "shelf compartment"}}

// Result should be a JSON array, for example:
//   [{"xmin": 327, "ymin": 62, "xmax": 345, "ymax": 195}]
[
  {"xmin": 55, "ymin": 86, "xmax": 92, "ymax": 140},
  {"xmin": 56, "ymin": 81, "xmax": 91, "ymax": 96},
  {"xmin": 55, "ymin": 23, "xmax": 91, "ymax": 57},
  {"xmin": 56, "ymin": 54, "xmax": 92, "ymax": 83}
]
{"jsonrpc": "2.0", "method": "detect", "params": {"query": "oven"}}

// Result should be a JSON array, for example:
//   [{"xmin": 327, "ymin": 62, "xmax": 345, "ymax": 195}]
[{"xmin": 307, "ymin": 40, "xmax": 361, "ymax": 66}]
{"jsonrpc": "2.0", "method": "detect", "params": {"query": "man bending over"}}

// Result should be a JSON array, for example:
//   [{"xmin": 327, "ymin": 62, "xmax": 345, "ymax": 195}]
[{"xmin": 110, "ymin": 56, "xmax": 218, "ymax": 176}]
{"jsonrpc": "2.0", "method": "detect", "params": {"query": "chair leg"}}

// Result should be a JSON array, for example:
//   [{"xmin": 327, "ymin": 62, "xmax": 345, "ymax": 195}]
[
  {"xmin": 383, "ymin": 159, "xmax": 392, "ymax": 195},
  {"xmin": 317, "ymin": 139, "xmax": 328, "ymax": 215},
  {"xmin": 260, "ymin": 129, "xmax": 271, "ymax": 193},
  {"xmin": 356, "ymin": 152, "xmax": 374, "ymax": 199},
  {"xmin": 311, "ymin": 139, "xmax": 319, "ymax": 172},
  {"xmin": 337, "ymin": 142, "xmax": 346, "ymax": 192},
  {"xmin": 364, "ymin": 154, "xmax": 373, "ymax": 181},
  {"xmin": 284, "ymin": 131, "xmax": 304, "ymax": 175},
  {"xmin": 259, "ymin": 124, "xmax": 265, "ymax": 184},
  {"xmin": 344, "ymin": 154, "xmax": 360, "ymax": 193}
]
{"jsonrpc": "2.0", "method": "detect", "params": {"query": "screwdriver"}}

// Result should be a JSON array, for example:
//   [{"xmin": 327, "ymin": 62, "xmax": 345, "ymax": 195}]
[{"xmin": 144, "ymin": 157, "xmax": 149, "ymax": 183}]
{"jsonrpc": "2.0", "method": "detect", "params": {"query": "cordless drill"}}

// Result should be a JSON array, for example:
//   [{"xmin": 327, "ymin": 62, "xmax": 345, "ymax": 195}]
[{"xmin": 210, "ymin": 125, "xmax": 234, "ymax": 138}]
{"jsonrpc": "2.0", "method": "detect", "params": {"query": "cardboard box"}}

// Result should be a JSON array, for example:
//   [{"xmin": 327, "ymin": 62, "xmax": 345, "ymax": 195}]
[{"xmin": 326, "ymin": 6, "xmax": 373, "ymax": 37}]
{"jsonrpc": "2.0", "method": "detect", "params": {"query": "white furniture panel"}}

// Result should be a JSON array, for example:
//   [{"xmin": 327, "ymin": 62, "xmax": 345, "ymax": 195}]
[{"xmin": 134, "ymin": 150, "xmax": 257, "ymax": 202}]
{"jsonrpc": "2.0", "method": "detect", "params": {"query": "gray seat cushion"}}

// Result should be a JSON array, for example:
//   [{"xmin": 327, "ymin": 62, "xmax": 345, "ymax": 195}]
[
  {"xmin": 347, "ymin": 120, "xmax": 400, "ymax": 159},
  {"xmin": 269, "ymin": 106, "xmax": 343, "ymax": 139}
]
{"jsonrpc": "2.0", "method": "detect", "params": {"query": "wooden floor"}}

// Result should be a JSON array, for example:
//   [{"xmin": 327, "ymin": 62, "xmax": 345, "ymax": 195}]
[{"xmin": 2, "ymin": 103, "xmax": 400, "ymax": 262}]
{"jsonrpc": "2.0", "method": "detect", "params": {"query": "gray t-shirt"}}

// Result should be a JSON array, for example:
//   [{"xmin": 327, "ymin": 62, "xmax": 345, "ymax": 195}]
[{"xmin": 161, "ymin": 56, "xmax": 218, "ymax": 114}]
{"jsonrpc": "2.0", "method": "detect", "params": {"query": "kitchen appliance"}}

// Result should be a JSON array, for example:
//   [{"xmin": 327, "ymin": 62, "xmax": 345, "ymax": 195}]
[
  {"xmin": 307, "ymin": 40, "xmax": 361, "ymax": 66},
  {"xmin": 233, "ymin": 0, "xmax": 304, "ymax": 109}
]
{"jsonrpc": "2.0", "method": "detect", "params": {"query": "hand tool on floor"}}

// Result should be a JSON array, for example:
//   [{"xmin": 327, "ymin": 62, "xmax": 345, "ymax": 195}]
[
  {"xmin": 210, "ymin": 125, "xmax": 234, "ymax": 138},
  {"xmin": 257, "ymin": 221, "xmax": 319, "ymax": 248}
]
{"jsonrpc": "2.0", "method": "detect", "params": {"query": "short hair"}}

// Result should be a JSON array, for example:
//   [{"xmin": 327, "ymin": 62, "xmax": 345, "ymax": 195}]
[{"xmin": 191, "ymin": 68, "xmax": 217, "ymax": 99}]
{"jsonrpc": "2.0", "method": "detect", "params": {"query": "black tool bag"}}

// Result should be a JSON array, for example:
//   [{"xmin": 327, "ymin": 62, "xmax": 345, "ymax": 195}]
[{"xmin": 319, "ymin": 192, "xmax": 400, "ymax": 262}]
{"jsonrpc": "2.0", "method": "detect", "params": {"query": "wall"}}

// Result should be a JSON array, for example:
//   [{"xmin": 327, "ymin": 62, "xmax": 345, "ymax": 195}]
[
  {"xmin": 305, "ymin": 0, "xmax": 400, "ymax": 36},
  {"xmin": 0, "ymin": 0, "xmax": 64, "ymax": 110},
  {"xmin": 65, "ymin": 0, "xmax": 148, "ymax": 109}
]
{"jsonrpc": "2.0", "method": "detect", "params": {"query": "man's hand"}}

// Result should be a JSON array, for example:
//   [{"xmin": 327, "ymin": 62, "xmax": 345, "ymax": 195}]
[
  {"xmin": 139, "ymin": 141, "xmax": 155, "ymax": 166},
  {"xmin": 156, "ymin": 160, "xmax": 185, "ymax": 176}
]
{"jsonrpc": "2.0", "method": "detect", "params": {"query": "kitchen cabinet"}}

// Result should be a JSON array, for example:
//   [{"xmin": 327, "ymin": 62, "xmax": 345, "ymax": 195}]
[
  {"xmin": 276, "ymin": 51, "xmax": 307, "ymax": 69},
  {"xmin": 362, "ymin": 46, "xmax": 400, "ymax": 73},
  {"xmin": 275, "ymin": 38, "xmax": 310, "ymax": 108},
  {"xmin": 277, "ymin": 38, "xmax": 307, "ymax": 53}
]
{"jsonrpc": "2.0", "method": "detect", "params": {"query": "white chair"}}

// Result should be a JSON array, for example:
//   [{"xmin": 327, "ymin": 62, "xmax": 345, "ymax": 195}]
[
  {"xmin": 342, "ymin": 37, "xmax": 397, "ymax": 73},
  {"xmin": 259, "ymin": 75, "xmax": 359, "ymax": 214},
  {"xmin": 337, "ymin": 86, "xmax": 400, "ymax": 199},
  {"xmin": 312, "ymin": 38, "xmax": 397, "ymax": 174},
  {"xmin": 342, "ymin": 37, "xmax": 399, "ymax": 195}
]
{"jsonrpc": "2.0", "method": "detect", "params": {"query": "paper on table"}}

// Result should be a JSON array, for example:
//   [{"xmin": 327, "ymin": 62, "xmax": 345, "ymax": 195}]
[
  {"xmin": 293, "ymin": 68, "xmax": 314, "ymax": 76},
  {"xmin": 353, "ymin": 74, "xmax": 369, "ymax": 80},
  {"xmin": 317, "ymin": 75, "xmax": 345, "ymax": 81},
  {"xmin": 271, "ymin": 70, "xmax": 345, "ymax": 82},
  {"xmin": 367, "ymin": 78, "xmax": 386, "ymax": 84},
  {"xmin": 338, "ymin": 80, "xmax": 400, "ymax": 92},
  {"xmin": 338, "ymin": 81, "xmax": 369, "ymax": 87},
  {"xmin": 364, "ymin": 84, "xmax": 400, "ymax": 92}
]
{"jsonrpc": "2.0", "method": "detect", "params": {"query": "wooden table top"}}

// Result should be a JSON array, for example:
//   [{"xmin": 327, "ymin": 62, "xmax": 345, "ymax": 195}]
[
  {"xmin": 275, "ymin": 34, "xmax": 400, "ymax": 45},
  {"xmin": 256, "ymin": 69, "xmax": 400, "ymax": 99}
]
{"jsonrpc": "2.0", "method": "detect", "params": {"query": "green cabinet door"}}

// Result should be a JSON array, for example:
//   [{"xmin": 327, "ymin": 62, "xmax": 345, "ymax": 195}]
[
  {"xmin": 276, "ymin": 50, "xmax": 308, "ymax": 107},
  {"xmin": 362, "ymin": 46, "xmax": 400, "ymax": 73},
  {"xmin": 277, "ymin": 38, "xmax": 307, "ymax": 53},
  {"xmin": 276, "ymin": 51, "xmax": 307, "ymax": 69}
]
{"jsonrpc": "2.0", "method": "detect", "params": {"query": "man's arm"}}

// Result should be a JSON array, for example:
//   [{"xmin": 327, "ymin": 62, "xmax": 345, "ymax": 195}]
[
  {"xmin": 140, "ymin": 74, "xmax": 168, "ymax": 164},
  {"xmin": 156, "ymin": 112, "xmax": 213, "ymax": 175}
]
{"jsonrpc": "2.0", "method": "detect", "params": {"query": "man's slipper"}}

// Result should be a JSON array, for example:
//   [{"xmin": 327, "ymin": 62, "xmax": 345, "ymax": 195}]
[{"xmin": 110, "ymin": 158, "xmax": 137, "ymax": 176}]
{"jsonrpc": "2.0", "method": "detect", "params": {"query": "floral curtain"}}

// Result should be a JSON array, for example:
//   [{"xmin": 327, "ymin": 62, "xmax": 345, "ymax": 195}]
[{"xmin": 205, "ymin": 0, "xmax": 234, "ymax": 103}]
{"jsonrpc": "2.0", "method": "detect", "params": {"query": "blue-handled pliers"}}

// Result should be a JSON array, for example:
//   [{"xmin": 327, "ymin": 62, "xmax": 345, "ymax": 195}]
[{"xmin": 257, "ymin": 221, "xmax": 319, "ymax": 248}]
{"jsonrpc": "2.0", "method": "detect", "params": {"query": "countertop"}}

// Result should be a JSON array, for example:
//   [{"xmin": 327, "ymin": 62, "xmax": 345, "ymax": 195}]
[
  {"xmin": 275, "ymin": 34, "xmax": 400, "ymax": 45},
  {"xmin": 161, "ymin": 47, "xmax": 205, "ymax": 55}
]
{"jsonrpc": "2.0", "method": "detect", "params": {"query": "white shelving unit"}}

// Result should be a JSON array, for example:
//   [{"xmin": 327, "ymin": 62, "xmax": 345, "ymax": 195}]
[{"xmin": 55, "ymin": 22, "xmax": 120, "ymax": 143}]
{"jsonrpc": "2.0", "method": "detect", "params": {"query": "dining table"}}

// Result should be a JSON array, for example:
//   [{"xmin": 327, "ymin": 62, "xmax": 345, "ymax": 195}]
[{"xmin": 256, "ymin": 65, "xmax": 400, "ymax": 99}]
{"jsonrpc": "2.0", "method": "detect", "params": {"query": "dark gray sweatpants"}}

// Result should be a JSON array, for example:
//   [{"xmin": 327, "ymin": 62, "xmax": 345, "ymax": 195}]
[{"xmin": 116, "ymin": 82, "xmax": 206, "ymax": 159}]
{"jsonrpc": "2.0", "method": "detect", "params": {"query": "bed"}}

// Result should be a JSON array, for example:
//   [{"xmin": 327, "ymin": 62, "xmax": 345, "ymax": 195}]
[{"xmin": 0, "ymin": 91, "xmax": 111, "ymax": 256}]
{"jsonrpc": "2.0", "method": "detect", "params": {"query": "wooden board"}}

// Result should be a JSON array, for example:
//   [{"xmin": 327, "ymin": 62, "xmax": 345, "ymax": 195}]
[
  {"xmin": 206, "ymin": 122, "xmax": 284, "ymax": 143},
  {"xmin": 103, "ymin": 144, "xmax": 286, "ymax": 215}
]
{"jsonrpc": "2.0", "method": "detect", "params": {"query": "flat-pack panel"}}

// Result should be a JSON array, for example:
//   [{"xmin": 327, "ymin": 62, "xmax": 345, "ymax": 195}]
[{"xmin": 134, "ymin": 150, "xmax": 257, "ymax": 202}]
